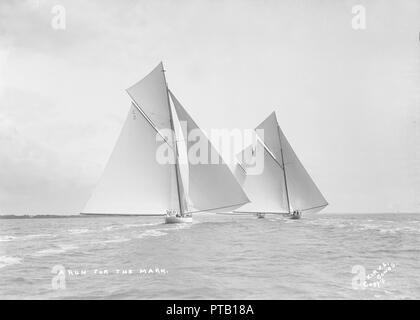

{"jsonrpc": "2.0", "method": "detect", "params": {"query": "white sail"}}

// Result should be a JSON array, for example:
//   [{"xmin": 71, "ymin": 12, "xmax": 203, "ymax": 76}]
[
  {"xmin": 81, "ymin": 104, "xmax": 177, "ymax": 215},
  {"xmin": 255, "ymin": 111, "xmax": 283, "ymax": 161},
  {"xmin": 126, "ymin": 62, "xmax": 172, "ymax": 139},
  {"xmin": 233, "ymin": 141, "xmax": 289, "ymax": 213},
  {"xmin": 276, "ymin": 126, "xmax": 328, "ymax": 213},
  {"xmin": 169, "ymin": 90, "xmax": 250, "ymax": 212}
]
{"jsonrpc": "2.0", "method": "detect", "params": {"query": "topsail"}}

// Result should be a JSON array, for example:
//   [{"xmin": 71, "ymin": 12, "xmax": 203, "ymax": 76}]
[{"xmin": 126, "ymin": 62, "xmax": 173, "ymax": 137}]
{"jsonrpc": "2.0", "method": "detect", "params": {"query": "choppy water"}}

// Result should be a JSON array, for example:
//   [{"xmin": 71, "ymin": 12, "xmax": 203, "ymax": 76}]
[{"xmin": 0, "ymin": 213, "xmax": 419, "ymax": 299}]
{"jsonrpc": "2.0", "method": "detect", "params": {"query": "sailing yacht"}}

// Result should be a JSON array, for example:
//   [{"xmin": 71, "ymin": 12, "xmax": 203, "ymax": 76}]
[
  {"xmin": 81, "ymin": 63, "xmax": 249, "ymax": 223},
  {"xmin": 233, "ymin": 112, "xmax": 328, "ymax": 219}
]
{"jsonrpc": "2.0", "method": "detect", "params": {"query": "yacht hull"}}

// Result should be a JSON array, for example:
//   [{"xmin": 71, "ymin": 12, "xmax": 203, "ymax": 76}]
[
  {"xmin": 289, "ymin": 214, "xmax": 301, "ymax": 220},
  {"xmin": 165, "ymin": 216, "xmax": 193, "ymax": 224}
]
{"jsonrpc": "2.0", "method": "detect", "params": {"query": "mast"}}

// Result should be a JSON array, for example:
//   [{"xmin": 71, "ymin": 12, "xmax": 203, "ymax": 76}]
[
  {"xmin": 161, "ymin": 63, "xmax": 184, "ymax": 214},
  {"xmin": 277, "ymin": 124, "xmax": 291, "ymax": 214}
]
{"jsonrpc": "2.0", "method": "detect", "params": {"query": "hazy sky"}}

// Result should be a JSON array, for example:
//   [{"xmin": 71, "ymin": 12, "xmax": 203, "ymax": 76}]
[{"xmin": 0, "ymin": 0, "xmax": 419, "ymax": 214}]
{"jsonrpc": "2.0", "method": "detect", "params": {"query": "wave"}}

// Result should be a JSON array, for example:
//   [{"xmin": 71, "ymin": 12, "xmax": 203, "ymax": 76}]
[
  {"xmin": 122, "ymin": 222, "xmax": 161, "ymax": 229},
  {"xmin": 95, "ymin": 230, "xmax": 169, "ymax": 245},
  {"xmin": 68, "ymin": 228, "xmax": 90, "ymax": 234},
  {"xmin": 305, "ymin": 219, "xmax": 345, "ymax": 227},
  {"xmin": 356, "ymin": 223, "xmax": 420, "ymax": 235},
  {"xmin": 281, "ymin": 219, "xmax": 297, "ymax": 224},
  {"xmin": 103, "ymin": 226, "xmax": 119, "ymax": 231},
  {"xmin": 0, "ymin": 235, "xmax": 17, "ymax": 242},
  {"xmin": 33, "ymin": 244, "xmax": 78, "ymax": 257},
  {"xmin": 0, "ymin": 256, "xmax": 23, "ymax": 268},
  {"xmin": 0, "ymin": 234, "xmax": 55, "ymax": 242},
  {"xmin": 399, "ymin": 226, "xmax": 420, "ymax": 234},
  {"xmin": 136, "ymin": 230, "xmax": 167, "ymax": 239},
  {"xmin": 22, "ymin": 233, "xmax": 56, "ymax": 239},
  {"xmin": 305, "ymin": 219, "xmax": 420, "ymax": 235},
  {"xmin": 102, "ymin": 237, "xmax": 131, "ymax": 244},
  {"xmin": 157, "ymin": 223, "xmax": 194, "ymax": 233}
]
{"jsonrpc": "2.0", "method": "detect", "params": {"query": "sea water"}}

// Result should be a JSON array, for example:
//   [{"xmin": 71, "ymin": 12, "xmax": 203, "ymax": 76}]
[{"xmin": 0, "ymin": 213, "xmax": 419, "ymax": 299}]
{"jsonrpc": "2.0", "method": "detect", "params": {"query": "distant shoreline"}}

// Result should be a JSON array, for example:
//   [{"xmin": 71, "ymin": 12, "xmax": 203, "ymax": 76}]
[
  {"xmin": 0, "ymin": 214, "xmax": 83, "ymax": 219},
  {"xmin": 0, "ymin": 214, "xmax": 158, "ymax": 219},
  {"xmin": 0, "ymin": 212, "xmax": 417, "ymax": 219}
]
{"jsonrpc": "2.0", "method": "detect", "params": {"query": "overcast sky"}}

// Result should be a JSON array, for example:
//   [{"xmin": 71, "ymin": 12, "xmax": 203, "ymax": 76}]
[{"xmin": 0, "ymin": 0, "xmax": 419, "ymax": 214}]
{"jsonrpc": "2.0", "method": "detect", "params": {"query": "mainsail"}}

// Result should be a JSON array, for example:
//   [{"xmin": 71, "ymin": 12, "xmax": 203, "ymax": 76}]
[
  {"xmin": 233, "ymin": 140, "xmax": 289, "ymax": 213},
  {"xmin": 169, "ymin": 90, "xmax": 250, "ymax": 212},
  {"xmin": 82, "ymin": 104, "xmax": 178, "ymax": 215},
  {"xmin": 235, "ymin": 111, "xmax": 328, "ymax": 214}
]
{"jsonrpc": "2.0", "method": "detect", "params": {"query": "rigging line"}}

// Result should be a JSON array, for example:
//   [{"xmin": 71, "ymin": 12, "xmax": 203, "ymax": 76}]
[
  {"xmin": 183, "ymin": 201, "xmax": 251, "ymax": 214},
  {"xmin": 236, "ymin": 161, "xmax": 247, "ymax": 173},
  {"xmin": 232, "ymin": 151, "xmax": 247, "ymax": 173},
  {"xmin": 232, "ymin": 150, "xmax": 247, "ymax": 173},
  {"xmin": 236, "ymin": 132, "xmax": 289, "ymax": 175},
  {"xmin": 300, "ymin": 204, "xmax": 329, "ymax": 212},
  {"xmin": 232, "ymin": 210, "xmax": 290, "ymax": 215},
  {"xmin": 216, "ymin": 212, "xmax": 256, "ymax": 216},
  {"xmin": 237, "ymin": 137, "xmax": 284, "ymax": 175},
  {"xmin": 259, "ymin": 139, "xmax": 294, "ymax": 168},
  {"xmin": 256, "ymin": 135, "xmax": 285, "ymax": 170},
  {"xmin": 126, "ymin": 91, "xmax": 175, "ymax": 151}
]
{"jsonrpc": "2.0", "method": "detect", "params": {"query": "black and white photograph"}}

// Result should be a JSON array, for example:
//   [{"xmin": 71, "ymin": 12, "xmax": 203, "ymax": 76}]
[{"xmin": 0, "ymin": 0, "xmax": 419, "ymax": 306}]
